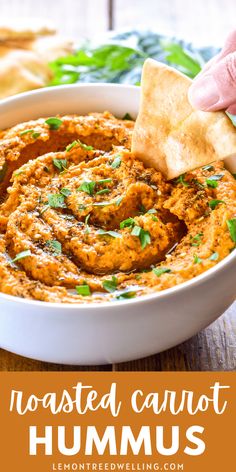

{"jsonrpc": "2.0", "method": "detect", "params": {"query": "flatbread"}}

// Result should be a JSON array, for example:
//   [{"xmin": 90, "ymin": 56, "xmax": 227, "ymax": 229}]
[
  {"xmin": 0, "ymin": 48, "xmax": 52, "ymax": 99},
  {"xmin": 0, "ymin": 18, "xmax": 55, "ymax": 41},
  {"xmin": 132, "ymin": 58, "xmax": 236, "ymax": 179}
]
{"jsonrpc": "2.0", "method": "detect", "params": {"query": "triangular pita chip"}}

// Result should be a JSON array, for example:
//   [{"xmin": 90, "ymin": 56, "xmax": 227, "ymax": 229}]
[{"xmin": 132, "ymin": 58, "xmax": 236, "ymax": 179}]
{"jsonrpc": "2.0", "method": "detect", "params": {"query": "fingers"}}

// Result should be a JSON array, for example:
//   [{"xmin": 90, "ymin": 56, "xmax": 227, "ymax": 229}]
[
  {"xmin": 188, "ymin": 51, "xmax": 236, "ymax": 111},
  {"xmin": 188, "ymin": 30, "xmax": 236, "ymax": 112}
]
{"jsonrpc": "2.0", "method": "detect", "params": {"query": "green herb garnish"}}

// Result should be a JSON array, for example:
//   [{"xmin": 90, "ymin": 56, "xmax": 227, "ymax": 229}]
[
  {"xmin": 209, "ymin": 252, "xmax": 219, "ymax": 261},
  {"xmin": 227, "ymin": 218, "xmax": 236, "ymax": 243},
  {"xmin": 97, "ymin": 229, "xmax": 122, "ymax": 238},
  {"xmin": 45, "ymin": 117, "xmax": 62, "ymax": 130},
  {"xmin": 60, "ymin": 188, "xmax": 72, "ymax": 197},
  {"xmin": 206, "ymin": 174, "xmax": 224, "ymax": 188},
  {"xmin": 53, "ymin": 158, "xmax": 67, "ymax": 172},
  {"xmin": 102, "ymin": 276, "xmax": 118, "ymax": 293},
  {"xmin": 175, "ymin": 174, "xmax": 189, "ymax": 186},
  {"xmin": 122, "ymin": 113, "xmax": 132, "ymax": 120},
  {"xmin": 208, "ymin": 199, "xmax": 225, "ymax": 210},
  {"xmin": 46, "ymin": 240, "xmax": 62, "ymax": 256},
  {"xmin": 111, "ymin": 155, "xmax": 121, "ymax": 169},
  {"xmin": 96, "ymin": 188, "xmax": 110, "ymax": 195},
  {"xmin": 131, "ymin": 225, "xmax": 151, "ymax": 249},
  {"xmin": 153, "ymin": 267, "xmax": 171, "ymax": 277},
  {"xmin": 78, "ymin": 180, "xmax": 96, "ymax": 196},
  {"xmin": 190, "ymin": 233, "xmax": 203, "ymax": 247},
  {"xmin": 47, "ymin": 193, "xmax": 66, "ymax": 208},
  {"xmin": 76, "ymin": 284, "xmax": 91, "ymax": 296},
  {"xmin": 193, "ymin": 254, "xmax": 202, "ymax": 264},
  {"xmin": 202, "ymin": 164, "xmax": 215, "ymax": 172},
  {"xmin": 120, "ymin": 217, "xmax": 135, "ymax": 229},
  {"xmin": 116, "ymin": 290, "xmax": 136, "ymax": 300},
  {"xmin": 12, "ymin": 249, "xmax": 32, "ymax": 263}
]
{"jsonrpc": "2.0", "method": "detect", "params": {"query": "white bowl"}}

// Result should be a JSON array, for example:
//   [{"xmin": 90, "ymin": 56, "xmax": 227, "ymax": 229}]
[{"xmin": 0, "ymin": 84, "xmax": 235, "ymax": 365}]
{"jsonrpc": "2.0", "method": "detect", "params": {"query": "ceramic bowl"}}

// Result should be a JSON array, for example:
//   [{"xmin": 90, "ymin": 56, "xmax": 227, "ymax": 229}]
[{"xmin": 0, "ymin": 83, "xmax": 235, "ymax": 365}]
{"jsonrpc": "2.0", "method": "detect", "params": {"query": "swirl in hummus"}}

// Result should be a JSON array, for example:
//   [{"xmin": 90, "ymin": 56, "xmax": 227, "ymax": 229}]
[{"xmin": 0, "ymin": 112, "xmax": 235, "ymax": 303}]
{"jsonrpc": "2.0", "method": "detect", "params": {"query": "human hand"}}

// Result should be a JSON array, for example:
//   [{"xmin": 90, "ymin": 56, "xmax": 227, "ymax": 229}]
[{"xmin": 188, "ymin": 30, "xmax": 236, "ymax": 114}]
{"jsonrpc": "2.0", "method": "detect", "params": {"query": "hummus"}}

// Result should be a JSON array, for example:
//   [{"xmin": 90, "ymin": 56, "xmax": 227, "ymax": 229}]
[{"xmin": 0, "ymin": 112, "xmax": 235, "ymax": 303}]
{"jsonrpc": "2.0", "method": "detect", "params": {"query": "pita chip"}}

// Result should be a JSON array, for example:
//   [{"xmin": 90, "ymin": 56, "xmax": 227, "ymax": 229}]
[{"xmin": 132, "ymin": 58, "xmax": 236, "ymax": 179}]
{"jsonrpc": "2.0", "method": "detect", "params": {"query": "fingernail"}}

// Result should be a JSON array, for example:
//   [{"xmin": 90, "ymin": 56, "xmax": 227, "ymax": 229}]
[{"xmin": 188, "ymin": 75, "xmax": 220, "ymax": 111}]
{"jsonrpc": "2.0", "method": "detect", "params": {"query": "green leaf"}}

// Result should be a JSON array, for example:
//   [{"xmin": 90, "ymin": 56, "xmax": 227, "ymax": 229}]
[
  {"xmin": 227, "ymin": 218, "xmax": 236, "ymax": 243},
  {"xmin": 120, "ymin": 217, "xmax": 135, "ymax": 229},
  {"xmin": 96, "ymin": 188, "xmax": 110, "ymax": 195},
  {"xmin": 122, "ymin": 113, "xmax": 132, "ymax": 120},
  {"xmin": 60, "ymin": 188, "xmax": 72, "ymax": 197},
  {"xmin": 78, "ymin": 180, "xmax": 96, "ymax": 196},
  {"xmin": 97, "ymin": 178, "xmax": 113, "ymax": 185},
  {"xmin": 12, "ymin": 249, "xmax": 32, "ymax": 263},
  {"xmin": 175, "ymin": 174, "xmax": 189, "ymax": 186},
  {"xmin": 111, "ymin": 155, "xmax": 121, "ymax": 169},
  {"xmin": 32, "ymin": 132, "xmax": 41, "ymax": 139},
  {"xmin": 102, "ymin": 276, "xmax": 118, "ymax": 293},
  {"xmin": 45, "ymin": 117, "xmax": 63, "ymax": 130},
  {"xmin": 206, "ymin": 174, "xmax": 224, "ymax": 188},
  {"xmin": 190, "ymin": 233, "xmax": 203, "ymax": 247},
  {"xmin": 53, "ymin": 158, "xmax": 67, "ymax": 172},
  {"xmin": 193, "ymin": 254, "xmax": 202, "ymax": 264},
  {"xmin": 208, "ymin": 199, "xmax": 225, "ymax": 210},
  {"xmin": 116, "ymin": 290, "xmax": 136, "ymax": 300},
  {"xmin": 202, "ymin": 164, "xmax": 215, "ymax": 172},
  {"xmin": 162, "ymin": 41, "xmax": 201, "ymax": 78},
  {"xmin": 20, "ymin": 128, "xmax": 35, "ymax": 136},
  {"xmin": 78, "ymin": 140, "xmax": 94, "ymax": 151},
  {"xmin": 97, "ymin": 229, "xmax": 122, "ymax": 238},
  {"xmin": 131, "ymin": 225, "xmax": 151, "ymax": 249},
  {"xmin": 66, "ymin": 140, "xmax": 79, "ymax": 152},
  {"xmin": 153, "ymin": 267, "xmax": 171, "ymax": 277},
  {"xmin": 209, "ymin": 252, "xmax": 219, "ymax": 261},
  {"xmin": 147, "ymin": 208, "xmax": 157, "ymax": 214},
  {"xmin": 47, "ymin": 193, "xmax": 66, "ymax": 208},
  {"xmin": 76, "ymin": 284, "xmax": 91, "ymax": 296},
  {"xmin": 46, "ymin": 240, "xmax": 62, "ymax": 256}
]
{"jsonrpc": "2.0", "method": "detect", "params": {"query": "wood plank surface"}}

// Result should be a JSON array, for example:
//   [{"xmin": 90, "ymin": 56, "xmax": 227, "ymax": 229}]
[{"xmin": 0, "ymin": 0, "xmax": 235, "ymax": 371}]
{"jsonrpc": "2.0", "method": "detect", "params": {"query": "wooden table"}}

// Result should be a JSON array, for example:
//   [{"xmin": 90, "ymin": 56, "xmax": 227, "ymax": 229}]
[{"xmin": 0, "ymin": 0, "xmax": 236, "ymax": 371}]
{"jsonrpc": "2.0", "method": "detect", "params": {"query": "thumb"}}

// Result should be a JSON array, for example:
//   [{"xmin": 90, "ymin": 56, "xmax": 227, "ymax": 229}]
[{"xmin": 188, "ymin": 51, "xmax": 236, "ymax": 112}]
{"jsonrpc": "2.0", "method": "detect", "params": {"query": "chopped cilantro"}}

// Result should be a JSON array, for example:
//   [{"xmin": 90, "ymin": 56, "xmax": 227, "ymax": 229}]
[
  {"xmin": 209, "ymin": 252, "xmax": 219, "ymax": 261},
  {"xmin": 12, "ymin": 249, "xmax": 32, "ymax": 263},
  {"xmin": 76, "ymin": 284, "xmax": 91, "ymax": 296},
  {"xmin": 46, "ymin": 240, "xmax": 62, "ymax": 256},
  {"xmin": 78, "ymin": 180, "xmax": 96, "ymax": 196},
  {"xmin": 153, "ymin": 267, "xmax": 171, "ymax": 277},
  {"xmin": 96, "ymin": 188, "xmax": 110, "ymax": 195},
  {"xmin": 206, "ymin": 174, "xmax": 224, "ymax": 188},
  {"xmin": 66, "ymin": 140, "xmax": 93, "ymax": 152},
  {"xmin": 193, "ymin": 254, "xmax": 202, "ymax": 264},
  {"xmin": 20, "ymin": 129, "xmax": 34, "ymax": 136},
  {"xmin": 227, "ymin": 218, "xmax": 236, "ymax": 243},
  {"xmin": 202, "ymin": 164, "xmax": 215, "ymax": 171},
  {"xmin": 175, "ymin": 174, "xmax": 189, "ymax": 186},
  {"xmin": 120, "ymin": 217, "xmax": 135, "ymax": 229},
  {"xmin": 97, "ymin": 229, "xmax": 122, "ymax": 238},
  {"xmin": 111, "ymin": 155, "xmax": 121, "ymax": 169},
  {"xmin": 102, "ymin": 276, "xmax": 118, "ymax": 293},
  {"xmin": 47, "ymin": 193, "xmax": 66, "ymax": 208},
  {"xmin": 190, "ymin": 233, "xmax": 203, "ymax": 247},
  {"xmin": 152, "ymin": 216, "xmax": 158, "ymax": 222},
  {"xmin": 60, "ymin": 188, "xmax": 72, "ymax": 197},
  {"xmin": 97, "ymin": 178, "xmax": 113, "ymax": 185},
  {"xmin": 208, "ymin": 199, "xmax": 225, "ymax": 210},
  {"xmin": 45, "ymin": 117, "xmax": 62, "ymax": 130},
  {"xmin": 122, "ymin": 113, "xmax": 132, "ymax": 120},
  {"xmin": 66, "ymin": 141, "xmax": 78, "ymax": 152},
  {"xmin": 53, "ymin": 158, "xmax": 67, "ymax": 172},
  {"xmin": 147, "ymin": 208, "xmax": 157, "ymax": 214},
  {"xmin": 131, "ymin": 225, "xmax": 151, "ymax": 249},
  {"xmin": 116, "ymin": 290, "xmax": 136, "ymax": 300}
]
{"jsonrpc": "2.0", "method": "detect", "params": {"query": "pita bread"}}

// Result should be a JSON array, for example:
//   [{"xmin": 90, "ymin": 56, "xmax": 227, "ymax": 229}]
[
  {"xmin": 0, "ymin": 48, "xmax": 52, "ymax": 99},
  {"xmin": 132, "ymin": 58, "xmax": 236, "ymax": 179},
  {"xmin": 0, "ymin": 18, "xmax": 55, "ymax": 41}
]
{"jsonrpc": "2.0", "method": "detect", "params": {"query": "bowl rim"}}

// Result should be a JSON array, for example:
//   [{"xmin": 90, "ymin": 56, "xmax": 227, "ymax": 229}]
[{"xmin": 0, "ymin": 82, "xmax": 235, "ymax": 310}]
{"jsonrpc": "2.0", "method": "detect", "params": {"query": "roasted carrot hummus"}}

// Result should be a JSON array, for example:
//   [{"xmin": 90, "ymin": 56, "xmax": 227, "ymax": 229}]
[{"xmin": 0, "ymin": 112, "xmax": 235, "ymax": 303}]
